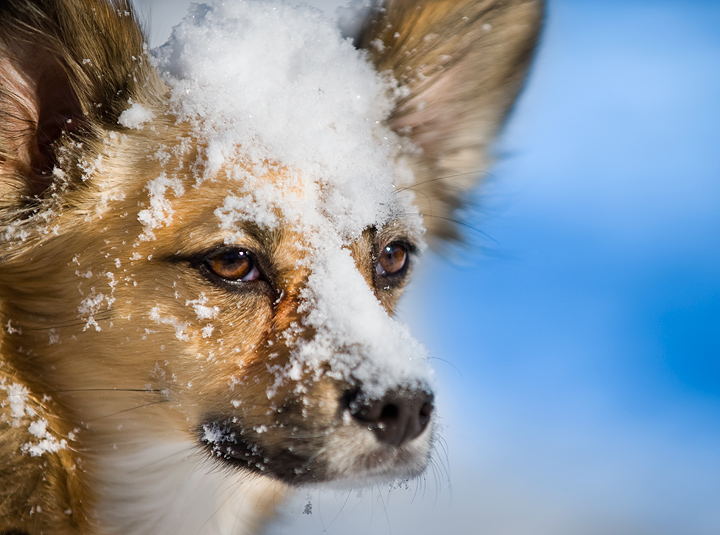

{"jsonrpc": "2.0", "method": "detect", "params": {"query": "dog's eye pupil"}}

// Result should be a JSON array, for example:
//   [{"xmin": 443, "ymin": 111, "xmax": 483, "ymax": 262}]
[
  {"xmin": 376, "ymin": 243, "xmax": 408, "ymax": 277},
  {"xmin": 206, "ymin": 250, "xmax": 259, "ymax": 281}
]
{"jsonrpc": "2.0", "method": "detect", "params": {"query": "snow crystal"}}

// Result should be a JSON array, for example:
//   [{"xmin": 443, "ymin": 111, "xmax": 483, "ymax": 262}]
[
  {"xmin": 24, "ymin": 418, "xmax": 68, "ymax": 457},
  {"xmin": 202, "ymin": 422, "xmax": 227, "ymax": 446},
  {"xmin": 78, "ymin": 288, "xmax": 113, "ymax": 332},
  {"xmin": 5, "ymin": 320, "xmax": 21, "ymax": 335},
  {"xmin": 201, "ymin": 325, "xmax": 215, "ymax": 338},
  {"xmin": 2, "ymin": 382, "xmax": 32, "ymax": 425},
  {"xmin": 118, "ymin": 100, "xmax": 155, "ymax": 129},
  {"xmin": 150, "ymin": 306, "xmax": 189, "ymax": 342},
  {"xmin": 186, "ymin": 294, "xmax": 219, "ymax": 321},
  {"xmin": 27, "ymin": 418, "xmax": 48, "ymax": 437},
  {"xmin": 48, "ymin": 328, "xmax": 60, "ymax": 345}
]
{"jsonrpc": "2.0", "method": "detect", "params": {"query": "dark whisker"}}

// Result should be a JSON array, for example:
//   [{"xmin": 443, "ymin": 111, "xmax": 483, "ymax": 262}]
[
  {"xmin": 27, "ymin": 388, "xmax": 164, "ymax": 395},
  {"xmin": 201, "ymin": 475, "xmax": 246, "ymax": 534},
  {"xmin": 420, "ymin": 213, "xmax": 499, "ymax": 244},
  {"xmin": 411, "ymin": 472, "xmax": 423, "ymax": 503},
  {"xmin": 324, "ymin": 490, "xmax": 353, "ymax": 530},
  {"xmin": 21, "ymin": 310, "xmax": 115, "ymax": 332},
  {"xmin": 426, "ymin": 356, "xmax": 464, "ymax": 379},
  {"xmin": 402, "ymin": 185, "xmax": 434, "ymax": 215},
  {"xmin": 394, "ymin": 169, "xmax": 494, "ymax": 194},
  {"xmin": 431, "ymin": 437, "xmax": 451, "ymax": 501},
  {"xmin": 84, "ymin": 399, "xmax": 170, "ymax": 423},
  {"xmin": 376, "ymin": 484, "xmax": 393, "ymax": 534},
  {"xmin": 434, "ymin": 435, "xmax": 451, "ymax": 477}
]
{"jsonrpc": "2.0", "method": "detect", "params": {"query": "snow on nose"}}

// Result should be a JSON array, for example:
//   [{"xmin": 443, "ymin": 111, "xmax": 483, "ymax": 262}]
[{"xmin": 288, "ymin": 238, "xmax": 433, "ymax": 400}]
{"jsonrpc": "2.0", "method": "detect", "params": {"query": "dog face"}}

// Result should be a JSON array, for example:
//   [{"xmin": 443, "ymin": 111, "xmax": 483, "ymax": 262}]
[
  {"xmin": 0, "ymin": 0, "xmax": 542, "ymax": 532},
  {"xmin": 26, "ymin": 125, "xmax": 434, "ymax": 485}
]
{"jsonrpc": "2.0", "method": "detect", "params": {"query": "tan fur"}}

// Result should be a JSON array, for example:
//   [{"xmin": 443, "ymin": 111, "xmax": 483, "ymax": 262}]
[{"xmin": 0, "ymin": 0, "xmax": 542, "ymax": 533}]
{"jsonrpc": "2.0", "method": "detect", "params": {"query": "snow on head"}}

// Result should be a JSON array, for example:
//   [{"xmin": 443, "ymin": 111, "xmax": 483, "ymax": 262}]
[
  {"xmin": 152, "ymin": 0, "xmax": 431, "ymax": 397},
  {"xmin": 154, "ymin": 0, "xmax": 405, "ymax": 235}
]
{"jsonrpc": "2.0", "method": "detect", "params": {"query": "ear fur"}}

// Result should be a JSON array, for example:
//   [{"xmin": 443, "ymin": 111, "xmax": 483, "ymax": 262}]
[
  {"xmin": 356, "ymin": 0, "xmax": 544, "ymax": 242},
  {"xmin": 0, "ymin": 0, "xmax": 165, "ymax": 210}
]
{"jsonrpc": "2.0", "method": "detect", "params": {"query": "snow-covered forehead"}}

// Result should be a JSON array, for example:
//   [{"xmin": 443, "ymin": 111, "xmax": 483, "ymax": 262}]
[{"xmin": 154, "ymin": 0, "xmax": 407, "ymax": 239}]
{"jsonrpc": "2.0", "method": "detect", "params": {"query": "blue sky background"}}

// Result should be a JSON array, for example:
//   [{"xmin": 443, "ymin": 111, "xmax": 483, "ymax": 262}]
[
  {"xmin": 135, "ymin": 1, "xmax": 720, "ymax": 533},
  {"xmin": 395, "ymin": 1, "xmax": 720, "ymax": 533}
]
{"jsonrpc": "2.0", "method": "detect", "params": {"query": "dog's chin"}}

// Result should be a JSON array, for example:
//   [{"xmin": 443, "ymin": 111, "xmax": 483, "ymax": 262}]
[
  {"xmin": 199, "ymin": 423, "xmax": 319, "ymax": 484},
  {"xmin": 198, "ymin": 418, "xmax": 433, "ymax": 486}
]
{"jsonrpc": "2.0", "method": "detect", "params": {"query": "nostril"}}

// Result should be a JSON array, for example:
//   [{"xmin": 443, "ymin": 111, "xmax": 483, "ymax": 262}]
[
  {"xmin": 419, "ymin": 401, "xmax": 433, "ymax": 426},
  {"xmin": 347, "ymin": 386, "xmax": 434, "ymax": 447},
  {"xmin": 380, "ymin": 403, "xmax": 399, "ymax": 422}
]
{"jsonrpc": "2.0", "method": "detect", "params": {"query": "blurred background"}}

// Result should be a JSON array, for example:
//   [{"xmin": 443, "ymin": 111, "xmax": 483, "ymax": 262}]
[{"xmin": 133, "ymin": 0, "xmax": 720, "ymax": 533}]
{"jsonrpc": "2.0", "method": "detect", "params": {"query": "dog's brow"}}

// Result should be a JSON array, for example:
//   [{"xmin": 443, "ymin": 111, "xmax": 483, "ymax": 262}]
[
  {"xmin": 377, "ymin": 223, "xmax": 420, "ymax": 248},
  {"xmin": 212, "ymin": 221, "xmax": 283, "ymax": 250}
]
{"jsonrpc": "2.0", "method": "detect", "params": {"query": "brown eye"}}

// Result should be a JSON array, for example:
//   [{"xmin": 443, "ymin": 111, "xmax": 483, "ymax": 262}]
[
  {"xmin": 376, "ymin": 243, "xmax": 409, "ymax": 277},
  {"xmin": 205, "ymin": 249, "xmax": 260, "ymax": 282}
]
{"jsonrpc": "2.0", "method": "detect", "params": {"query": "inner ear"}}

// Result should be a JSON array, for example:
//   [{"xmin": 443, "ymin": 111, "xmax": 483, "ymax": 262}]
[
  {"xmin": 0, "ymin": 45, "xmax": 84, "ymax": 197},
  {"xmin": 33, "ymin": 56, "xmax": 84, "ymax": 186}
]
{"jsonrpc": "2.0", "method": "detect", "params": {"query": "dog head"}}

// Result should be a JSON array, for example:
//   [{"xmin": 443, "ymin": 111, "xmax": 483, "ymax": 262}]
[{"xmin": 0, "ymin": 0, "xmax": 541, "ymax": 510}]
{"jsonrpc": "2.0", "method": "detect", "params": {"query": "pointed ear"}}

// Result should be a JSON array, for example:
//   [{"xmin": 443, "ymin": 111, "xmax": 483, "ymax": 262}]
[
  {"xmin": 356, "ymin": 0, "xmax": 544, "ymax": 241},
  {"xmin": 0, "ymin": 0, "xmax": 164, "ymax": 208}
]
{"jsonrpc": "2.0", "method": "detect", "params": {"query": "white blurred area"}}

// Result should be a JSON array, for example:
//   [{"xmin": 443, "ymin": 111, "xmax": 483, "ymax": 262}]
[
  {"xmin": 130, "ymin": 1, "xmax": 720, "ymax": 534},
  {"xmin": 132, "ymin": 0, "xmax": 347, "ymax": 47}
]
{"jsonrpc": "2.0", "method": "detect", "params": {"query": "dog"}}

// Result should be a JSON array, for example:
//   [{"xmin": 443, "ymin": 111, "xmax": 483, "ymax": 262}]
[{"xmin": 0, "ymin": 0, "xmax": 542, "ymax": 533}]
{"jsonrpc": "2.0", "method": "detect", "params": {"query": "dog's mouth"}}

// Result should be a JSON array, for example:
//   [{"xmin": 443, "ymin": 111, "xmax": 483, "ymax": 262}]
[
  {"xmin": 198, "ymin": 419, "xmax": 328, "ymax": 484},
  {"xmin": 198, "ymin": 383, "xmax": 435, "ymax": 484}
]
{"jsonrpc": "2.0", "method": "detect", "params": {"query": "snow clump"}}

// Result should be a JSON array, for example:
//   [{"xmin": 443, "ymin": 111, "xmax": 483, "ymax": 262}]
[{"xmin": 0, "ymin": 380, "xmax": 67, "ymax": 456}]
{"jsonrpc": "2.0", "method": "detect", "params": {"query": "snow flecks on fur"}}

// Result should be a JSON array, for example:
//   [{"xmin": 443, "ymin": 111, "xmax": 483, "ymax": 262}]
[
  {"xmin": 201, "ymin": 423, "xmax": 225, "ymax": 449},
  {"xmin": 24, "ymin": 418, "xmax": 68, "ymax": 457},
  {"xmin": 76, "ymin": 270, "xmax": 119, "ymax": 332},
  {"xmin": 137, "ymin": 173, "xmax": 186, "ymax": 241},
  {"xmin": 48, "ymin": 328, "xmax": 60, "ymax": 345},
  {"xmin": 118, "ymin": 100, "xmax": 155, "ymax": 129},
  {"xmin": 1, "ymin": 381, "xmax": 32, "ymax": 425},
  {"xmin": 216, "ymin": 190, "xmax": 282, "ymax": 235},
  {"xmin": 147, "ymin": 0, "xmax": 432, "ymax": 398},
  {"xmin": 186, "ymin": 294, "xmax": 219, "ymax": 338},
  {"xmin": 0, "ymin": 381, "xmax": 67, "ymax": 457},
  {"xmin": 186, "ymin": 294, "xmax": 219, "ymax": 321},
  {"xmin": 150, "ymin": 306, "xmax": 189, "ymax": 342},
  {"xmin": 78, "ymin": 288, "xmax": 111, "ymax": 332},
  {"xmin": 5, "ymin": 319, "xmax": 21, "ymax": 335}
]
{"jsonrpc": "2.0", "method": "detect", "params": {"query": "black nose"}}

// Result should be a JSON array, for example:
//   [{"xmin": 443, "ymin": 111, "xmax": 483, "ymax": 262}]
[{"xmin": 346, "ymin": 386, "xmax": 435, "ymax": 447}]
